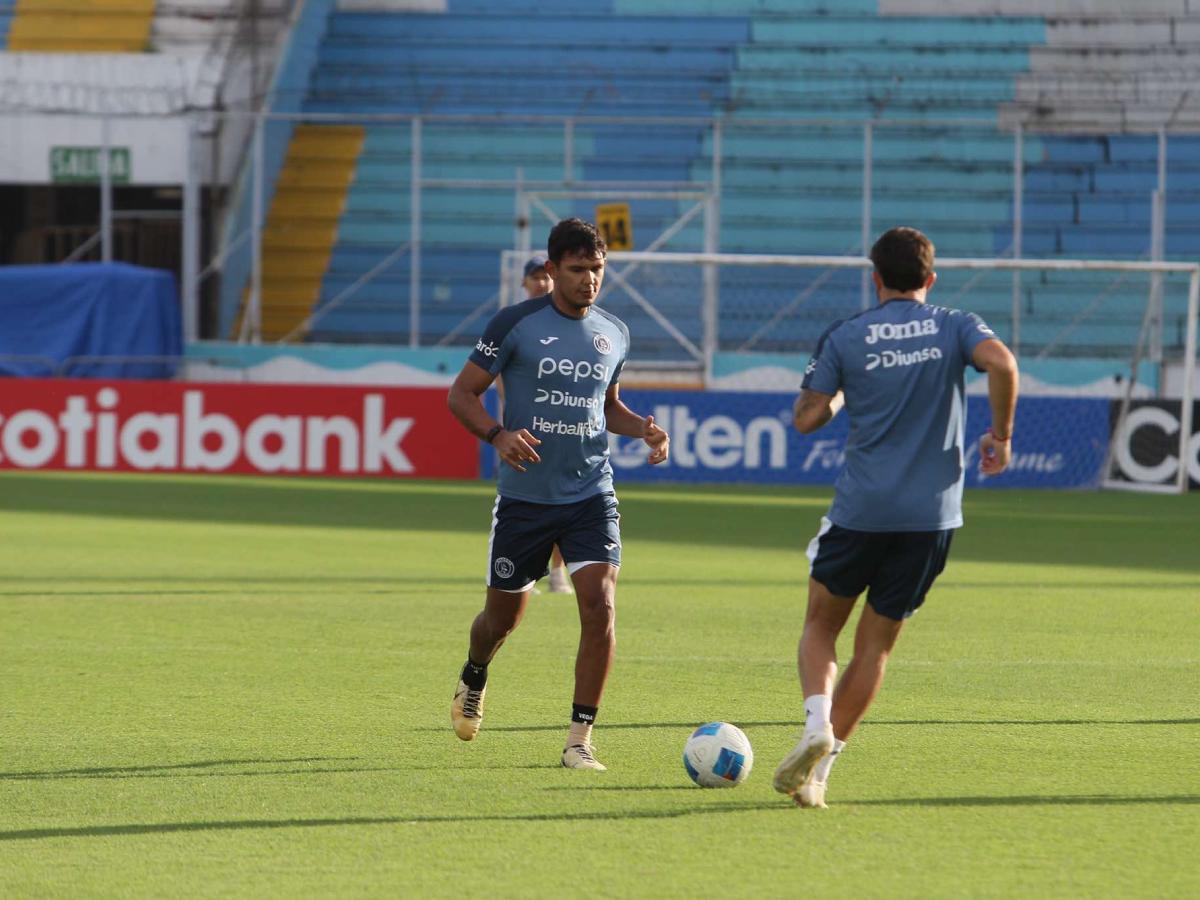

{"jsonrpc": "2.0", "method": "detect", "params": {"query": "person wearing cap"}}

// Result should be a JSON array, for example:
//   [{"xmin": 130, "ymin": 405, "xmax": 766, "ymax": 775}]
[{"xmin": 519, "ymin": 255, "xmax": 571, "ymax": 595}]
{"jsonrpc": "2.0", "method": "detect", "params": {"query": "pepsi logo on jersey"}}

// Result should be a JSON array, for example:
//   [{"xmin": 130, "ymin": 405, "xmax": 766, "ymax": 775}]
[{"xmin": 537, "ymin": 357, "xmax": 612, "ymax": 383}]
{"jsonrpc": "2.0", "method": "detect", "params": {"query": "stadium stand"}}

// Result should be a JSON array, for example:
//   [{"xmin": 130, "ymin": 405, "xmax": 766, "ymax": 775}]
[{"xmin": 203, "ymin": 0, "xmax": 1197, "ymax": 360}]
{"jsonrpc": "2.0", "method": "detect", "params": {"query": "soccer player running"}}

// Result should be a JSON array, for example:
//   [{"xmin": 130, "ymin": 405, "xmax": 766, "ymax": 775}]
[
  {"xmin": 773, "ymin": 226, "xmax": 1018, "ymax": 808},
  {"xmin": 447, "ymin": 218, "xmax": 670, "ymax": 770}
]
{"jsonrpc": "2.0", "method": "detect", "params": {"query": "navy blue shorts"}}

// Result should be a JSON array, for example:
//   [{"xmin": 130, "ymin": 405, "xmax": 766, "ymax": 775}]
[
  {"xmin": 487, "ymin": 492, "xmax": 621, "ymax": 591},
  {"xmin": 807, "ymin": 517, "xmax": 954, "ymax": 621}
]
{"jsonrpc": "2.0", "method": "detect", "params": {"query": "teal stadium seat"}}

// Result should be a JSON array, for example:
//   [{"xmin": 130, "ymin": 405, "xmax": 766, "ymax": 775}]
[{"xmin": 283, "ymin": 0, "xmax": 1189, "ymax": 358}]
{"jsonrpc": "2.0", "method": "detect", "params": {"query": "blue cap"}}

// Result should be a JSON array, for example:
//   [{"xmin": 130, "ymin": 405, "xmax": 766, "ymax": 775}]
[{"xmin": 523, "ymin": 255, "xmax": 548, "ymax": 278}]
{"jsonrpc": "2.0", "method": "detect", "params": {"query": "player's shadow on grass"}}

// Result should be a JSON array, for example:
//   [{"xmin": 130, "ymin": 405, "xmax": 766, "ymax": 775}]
[
  {"xmin": 425, "ymin": 720, "xmax": 799, "ymax": 733},
  {"xmin": 0, "ymin": 574, "xmax": 472, "ymax": 598},
  {"xmin": 844, "ymin": 794, "xmax": 1200, "ymax": 809},
  {"xmin": 868, "ymin": 717, "xmax": 1200, "ymax": 727},
  {"xmin": 4, "ymin": 794, "xmax": 1198, "ymax": 842},
  {"xmin": 441, "ymin": 717, "xmax": 1200, "ymax": 734},
  {"xmin": 0, "ymin": 757, "xmax": 561, "ymax": 782},
  {"xmin": 0, "ymin": 757, "xmax": 361, "ymax": 781},
  {"xmin": 0, "ymin": 802, "xmax": 791, "ymax": 843}
]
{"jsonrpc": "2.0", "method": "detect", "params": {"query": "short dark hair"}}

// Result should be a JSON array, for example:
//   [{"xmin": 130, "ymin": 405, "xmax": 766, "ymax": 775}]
[
  {"xmin": 547, "ymin": 218, "xmax": 607, "ymax": 263},
  {"xmin": 870, "ymin": 227, "xmax": 935, "ymax": 292}
]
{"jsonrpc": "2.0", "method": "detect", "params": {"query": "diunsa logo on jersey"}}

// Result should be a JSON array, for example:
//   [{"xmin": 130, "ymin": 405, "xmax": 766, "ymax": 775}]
[
  {"xmin": 865, "ymin": 347, "xmax": 944, "ymax": 371},
  {"xmin": 494, "ymin": 557, "xmax": 515, "ymax": 579},
  {"xmin": 593, "ymin": 334, "xmax": 613, "ymax": 355}
]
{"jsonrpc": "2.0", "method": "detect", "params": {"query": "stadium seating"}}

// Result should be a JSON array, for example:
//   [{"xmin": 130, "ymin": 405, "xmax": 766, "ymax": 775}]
[{"xmin": 230, "ymin": 0, "xmax": 1196, "ymax": 360}]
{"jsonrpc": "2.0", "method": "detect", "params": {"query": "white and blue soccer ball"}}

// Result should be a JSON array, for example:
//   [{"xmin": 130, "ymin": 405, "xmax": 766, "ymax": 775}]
[{"xmin": 683, "ymin": 722, "xmax": 753, "ymax": 788}]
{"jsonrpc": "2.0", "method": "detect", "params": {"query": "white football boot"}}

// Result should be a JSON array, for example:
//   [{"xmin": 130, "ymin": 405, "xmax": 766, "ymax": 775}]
[
  {"xmin": 562, "ymin": 743, "xmax": 607, "ymax": 771},
  {"xmin": 451, "ymin": 679, "xmax": 486, "ymax": 741},
  {"xmin": 796, "ymin": 777, "xmax": 828, "ymax": 809},
  {"xmin": 772, "ymin": 723, "xmax": 834, "ymax": 798}
]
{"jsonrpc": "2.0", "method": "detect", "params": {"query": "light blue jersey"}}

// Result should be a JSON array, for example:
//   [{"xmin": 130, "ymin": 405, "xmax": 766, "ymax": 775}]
[
  {"xmin": 802, "ymin": 299, "xmax": 998, "ymax": 531},
  {"xmin": 469, "ymin": 295, "xmax": 629, "ymax": 504}
]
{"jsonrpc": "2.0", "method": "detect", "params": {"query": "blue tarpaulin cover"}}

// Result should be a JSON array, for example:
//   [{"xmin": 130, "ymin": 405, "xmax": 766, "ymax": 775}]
[{"xmin": 0, "ymin": 263, "xmax": 181, "ymax": 378}]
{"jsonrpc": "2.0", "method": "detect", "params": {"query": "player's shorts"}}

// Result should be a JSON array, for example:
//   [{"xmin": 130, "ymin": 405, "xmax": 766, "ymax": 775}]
[
  {"xmin": 806, "ymin": 516, "xmax": 954, "ymax": 621},
  {"xmin": 487, "ymin": 492, "xmax": 621, "ymax": 592}
]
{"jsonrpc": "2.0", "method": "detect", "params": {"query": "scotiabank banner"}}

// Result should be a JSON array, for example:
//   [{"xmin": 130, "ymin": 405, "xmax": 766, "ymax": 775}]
[{"xmin": 0, "ymin": 380, "xmax": 476, "ymax": 479}]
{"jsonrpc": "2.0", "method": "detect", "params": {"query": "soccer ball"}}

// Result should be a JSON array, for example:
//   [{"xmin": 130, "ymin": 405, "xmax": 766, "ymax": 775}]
[{"xmin": 683, "ymin": 722, "xmax": 753, "ymax": 788}]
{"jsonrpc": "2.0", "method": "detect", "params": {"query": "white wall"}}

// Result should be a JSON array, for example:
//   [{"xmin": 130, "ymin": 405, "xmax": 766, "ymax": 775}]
[{"xmin": 0, "ymin": 113, "xmax": 211, "ymax": 185}]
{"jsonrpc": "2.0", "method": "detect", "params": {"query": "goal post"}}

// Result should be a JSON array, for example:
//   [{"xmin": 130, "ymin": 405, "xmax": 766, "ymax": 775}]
[{"xmin": 499, "ymin": 249, "xmax": 1199, "ymax": 494}]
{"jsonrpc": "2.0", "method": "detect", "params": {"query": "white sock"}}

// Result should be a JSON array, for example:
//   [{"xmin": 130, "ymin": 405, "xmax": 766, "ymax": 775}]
[
  {"xmin": 803, "ymin": 694, "xmax": 832, "ymax": 731},
  {"xmin": 812, "ymin": 738, "xmax": 846, "ymax": 782},
  {"xmin": 567, "ymin": 721, "xmax": 593, "ymax": 748}
]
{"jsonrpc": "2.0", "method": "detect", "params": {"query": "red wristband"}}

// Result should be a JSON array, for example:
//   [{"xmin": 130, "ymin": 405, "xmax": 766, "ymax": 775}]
[{"xmin": 987, "ymin": 427, "xmax": 1011, "ymax": 442}]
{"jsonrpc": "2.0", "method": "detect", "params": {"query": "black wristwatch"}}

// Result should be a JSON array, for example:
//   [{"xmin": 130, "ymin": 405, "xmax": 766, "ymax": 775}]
[{"xmin": 484, "ymin": 425, "xmax": 503, "ymax": 444}]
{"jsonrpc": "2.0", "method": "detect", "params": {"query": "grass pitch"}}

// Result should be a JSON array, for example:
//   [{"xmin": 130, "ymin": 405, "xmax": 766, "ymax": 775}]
[{"xmin": 1, "ymin": 471, "xmax": 1197, "ymax": 898}]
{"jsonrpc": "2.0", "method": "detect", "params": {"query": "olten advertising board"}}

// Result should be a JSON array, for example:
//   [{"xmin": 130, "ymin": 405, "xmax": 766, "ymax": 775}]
[{"xmin": 606, "ymin": 391, "xmax": 1113, "ymax": 489}]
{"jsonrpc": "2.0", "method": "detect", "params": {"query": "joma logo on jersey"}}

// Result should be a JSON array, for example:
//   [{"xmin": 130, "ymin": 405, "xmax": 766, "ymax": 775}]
[
  {"xmin": 475, "ymin": 339, "xmax": 499, "ymax": 358},
  {"xmin": 864, "ymin": 319, "xmax": 939, "ymax": 345},
  {"xmin": 865, "ymin": 347, "xmax": 944, "ymax": 371},
  {"xmin": 537, "ymin": 357, "xmax": 611, "ymax": 383}
]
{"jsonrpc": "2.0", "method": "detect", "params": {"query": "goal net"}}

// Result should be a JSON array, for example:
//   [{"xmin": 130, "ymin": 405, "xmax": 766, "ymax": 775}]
[{"xmin": 499, "ymin": 249, "xmax": 1199, "ymax": 494}]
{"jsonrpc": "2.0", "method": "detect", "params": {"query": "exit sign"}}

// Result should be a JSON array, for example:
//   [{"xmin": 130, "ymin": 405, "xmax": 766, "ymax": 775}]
[{"xmin": 50, "ymin": 146, "xmax": 132, "ymax": 184}]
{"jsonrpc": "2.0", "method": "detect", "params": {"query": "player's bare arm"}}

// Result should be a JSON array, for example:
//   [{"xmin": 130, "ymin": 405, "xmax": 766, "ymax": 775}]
[
  {"xmin": 972, "ymin": 338, "xmax": 1019, "ymax": 475},
  {"xmin": 447, "ymin": 360, "xmax": 542, "ymax": 472},
  {"xmin": 793, "ymin": 389, "xmax": 845, "ymax": 434},
  {"xmin": 604, "ymin": 383, "xmax": 670, "ymax": 465}
]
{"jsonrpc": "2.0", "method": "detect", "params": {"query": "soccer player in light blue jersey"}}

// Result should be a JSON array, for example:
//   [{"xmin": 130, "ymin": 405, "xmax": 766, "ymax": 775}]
[
  {"xmin": 773, "ymin": 227, "xmax": 1018, "ymax": 808},
  {"xmin": 447, "ymin": 218, "xmax": 670, "ymax": 770}
]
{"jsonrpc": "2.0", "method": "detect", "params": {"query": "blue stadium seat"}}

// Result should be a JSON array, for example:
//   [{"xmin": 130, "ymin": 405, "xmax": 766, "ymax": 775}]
[{"xmin": 279, "ymin": 4, "xmax": 1187, "ymax": 358}]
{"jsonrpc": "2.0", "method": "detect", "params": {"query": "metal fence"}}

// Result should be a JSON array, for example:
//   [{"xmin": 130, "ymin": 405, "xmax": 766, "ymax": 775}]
[{"xmin": 39, "ymin": 111, "xmax": 1195, "ymax": 363}]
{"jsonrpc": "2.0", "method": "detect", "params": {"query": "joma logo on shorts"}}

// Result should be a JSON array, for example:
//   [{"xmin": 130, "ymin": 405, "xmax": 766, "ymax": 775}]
[{"xmin": 864, "ymin": 319, "xmax": 939, "ymax": 345}]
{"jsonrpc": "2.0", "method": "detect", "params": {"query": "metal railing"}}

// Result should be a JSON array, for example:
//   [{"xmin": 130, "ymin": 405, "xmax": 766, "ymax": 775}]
[{"xmin": 11, "ymin": 110, "xmax": 1194, "ymax": 361}]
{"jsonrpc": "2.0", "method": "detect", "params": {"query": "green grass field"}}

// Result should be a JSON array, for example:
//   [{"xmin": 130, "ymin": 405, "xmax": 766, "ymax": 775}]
[{"xmin": 1, "ymin": 471, "xmax": 1197, "ymax": 898}]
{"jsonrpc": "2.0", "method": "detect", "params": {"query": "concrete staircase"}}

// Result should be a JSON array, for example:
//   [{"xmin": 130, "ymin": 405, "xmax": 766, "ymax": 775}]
[{"xmin": 234, "ymin": 124, "xmax": 366, "ymax": 342}]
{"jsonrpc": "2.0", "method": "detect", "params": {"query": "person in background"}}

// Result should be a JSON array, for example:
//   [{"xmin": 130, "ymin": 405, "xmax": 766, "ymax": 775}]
[{"xmin": 519, "ymin": 255, "xmax": 571, "ymax": 595}]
